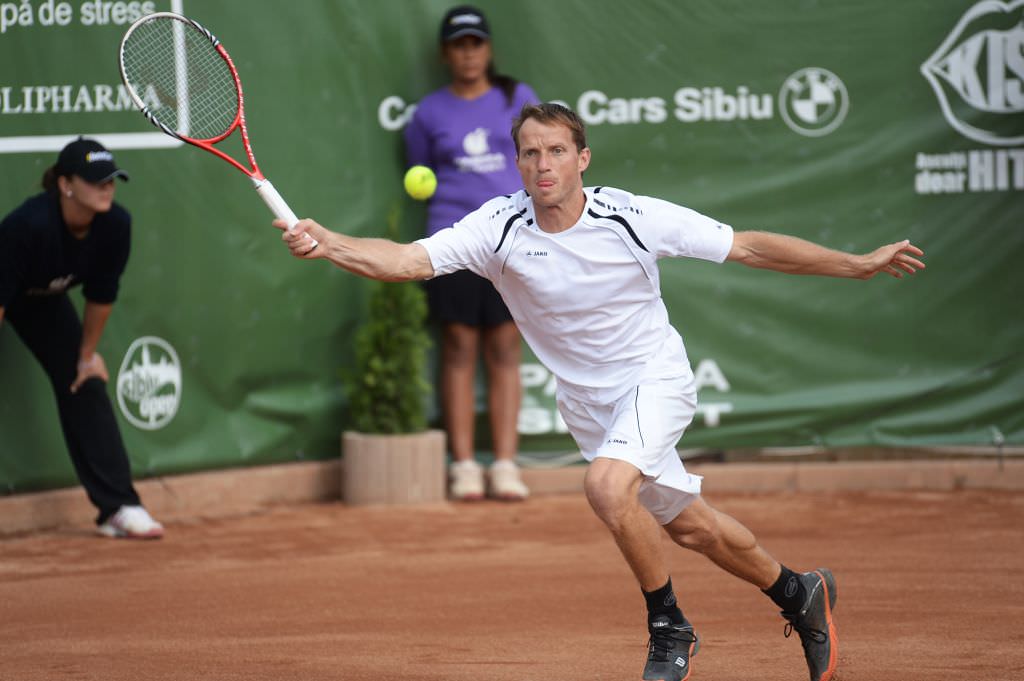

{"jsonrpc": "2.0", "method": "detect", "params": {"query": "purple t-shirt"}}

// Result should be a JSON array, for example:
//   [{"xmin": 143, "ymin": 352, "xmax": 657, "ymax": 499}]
[{"xmin": 404, "ymin": 82, "xmax": 538, "ymax": 235}]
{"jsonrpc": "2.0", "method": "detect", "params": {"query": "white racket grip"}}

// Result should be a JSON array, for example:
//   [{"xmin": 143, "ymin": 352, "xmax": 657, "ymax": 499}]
[{"xmin": 254, "ymin": 178, "xmax": 319, "ymax": 249}]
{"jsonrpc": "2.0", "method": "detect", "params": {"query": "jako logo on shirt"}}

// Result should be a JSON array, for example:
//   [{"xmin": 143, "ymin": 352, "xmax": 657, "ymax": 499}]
[
  {"xmin": 921, "ymin": 0, "xmax": 1024, "ymax": 146},
  {"xmin": 116, "ymin": 336, "xmax": 182, "ymax": 430}
]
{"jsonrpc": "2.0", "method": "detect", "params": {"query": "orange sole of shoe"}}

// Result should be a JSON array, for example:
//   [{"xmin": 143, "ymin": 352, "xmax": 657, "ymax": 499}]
[{"xmin": 813, "ymin": 569, "xmax": 838, "ymax": 681}]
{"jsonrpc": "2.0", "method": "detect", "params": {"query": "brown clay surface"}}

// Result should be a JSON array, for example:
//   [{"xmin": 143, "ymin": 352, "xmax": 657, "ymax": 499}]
[{"xmin": 1, "ymin": 489, "xmax": 1022, "ymax": 681}]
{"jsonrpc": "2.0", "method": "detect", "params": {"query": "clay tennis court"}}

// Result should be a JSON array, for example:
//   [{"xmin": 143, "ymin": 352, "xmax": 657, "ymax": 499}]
[{"xmin": 2, "ymin": 485, "xmax": 1021, "ymax": 681}]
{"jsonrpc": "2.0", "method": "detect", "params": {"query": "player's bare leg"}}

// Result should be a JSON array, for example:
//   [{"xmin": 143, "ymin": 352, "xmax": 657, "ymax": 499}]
[
  {"xmin": 442, "ymin": 322, "xmax": 484, "ymax": 500},
  {"xmin": 585, "ymin": 458, "xmax": 699, "ymax": 680},
  {"xmin": 663, "ymin": 496, "xmax": 780, "ymax": 587},
  {"xmin": 482, "ymin": 321, "xmax": 527, "ymax": 499},
  {"xmin": 665, "ymin": 497, "xmax": 838, "ymax": 681},
  {"xmin": 584, "ymin": 458, "xmax": 669, "ymax": 588}
]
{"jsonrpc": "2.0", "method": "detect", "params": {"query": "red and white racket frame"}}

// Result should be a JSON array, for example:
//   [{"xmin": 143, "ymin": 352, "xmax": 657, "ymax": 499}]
[{"xmin": 119, "ymin": 12, "xmax": 311, "ymax": 242}]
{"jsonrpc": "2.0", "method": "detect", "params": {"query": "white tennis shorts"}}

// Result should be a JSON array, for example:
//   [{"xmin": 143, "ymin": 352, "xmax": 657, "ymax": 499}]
[{"xmin": 556, "ymin": 376, "xmax": 702, "ymax": 524}]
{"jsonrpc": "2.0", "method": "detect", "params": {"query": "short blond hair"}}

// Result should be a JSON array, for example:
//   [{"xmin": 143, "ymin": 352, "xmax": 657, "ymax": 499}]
[{"xmin": 511, "ymin": 102, "xmax": 588, "ymax": 154}]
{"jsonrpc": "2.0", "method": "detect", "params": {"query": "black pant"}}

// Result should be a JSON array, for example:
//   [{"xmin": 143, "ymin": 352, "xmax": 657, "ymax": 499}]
[{"xmin": 7, "ymin": 294, "xmax": 141, "ymax": 524}]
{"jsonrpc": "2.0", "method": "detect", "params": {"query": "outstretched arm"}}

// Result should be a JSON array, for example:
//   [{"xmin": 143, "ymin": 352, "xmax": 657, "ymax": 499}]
[
  {"xmin": 273, "ymin": 219, "xmax": 435, "ymax": 282},
  {"xmin": 726, "ymin": 230, "xmax": 925, "ymax": 280}
]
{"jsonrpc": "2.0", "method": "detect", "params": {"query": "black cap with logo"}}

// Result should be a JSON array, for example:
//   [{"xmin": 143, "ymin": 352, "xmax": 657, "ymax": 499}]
[
  {"xmin": 439, "ymin": 5, "xmax": 491, "ymax": 43},
  {"xmin": 56, "ymin": 137, "xmax": 129, "ymax": 184}
]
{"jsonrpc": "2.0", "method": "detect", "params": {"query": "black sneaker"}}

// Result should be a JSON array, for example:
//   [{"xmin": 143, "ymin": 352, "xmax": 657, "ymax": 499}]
[
  {"xmin": 781, "ymin": 568, "xmax": 838, "ymax": 681},
  {"xmin": 642, "ymin": 614, "xmax": 700, "ymax": 681}
]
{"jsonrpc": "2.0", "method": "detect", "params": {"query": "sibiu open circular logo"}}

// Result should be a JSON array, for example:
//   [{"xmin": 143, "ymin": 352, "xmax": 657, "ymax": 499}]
[{"xmin": 116, "ymin": 336, "xmax": 182, "ymax": 430}]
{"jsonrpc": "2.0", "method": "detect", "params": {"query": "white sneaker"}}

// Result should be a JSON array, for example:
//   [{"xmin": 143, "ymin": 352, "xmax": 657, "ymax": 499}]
[
  {"xmin": 97, "ymin": 505, "xmax": 164, "ymax": 539},
  {"xmin": 488, "ymin": 460, "xmax": 529, "ymax": 501},
  {"xmin": 449, "ymin": 460, "xmax": 485, "ymax": 501}
]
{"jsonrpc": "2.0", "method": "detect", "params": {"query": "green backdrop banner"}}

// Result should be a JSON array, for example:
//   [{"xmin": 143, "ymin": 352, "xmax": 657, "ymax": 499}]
[{"xmin": 1, "ymin": 1, "xmax": 1021, "ymax": 492}]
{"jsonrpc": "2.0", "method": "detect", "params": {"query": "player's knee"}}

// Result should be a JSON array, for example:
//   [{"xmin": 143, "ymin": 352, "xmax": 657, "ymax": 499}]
[{"xmin": 584, "ymin": 477, "xmax": 633, "ymax": 529}]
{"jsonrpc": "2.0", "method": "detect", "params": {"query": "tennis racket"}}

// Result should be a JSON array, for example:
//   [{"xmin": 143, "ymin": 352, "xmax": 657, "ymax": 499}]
[{"xmin": 118, "ymin": 12, "xmax": 316, "ymax": 248}]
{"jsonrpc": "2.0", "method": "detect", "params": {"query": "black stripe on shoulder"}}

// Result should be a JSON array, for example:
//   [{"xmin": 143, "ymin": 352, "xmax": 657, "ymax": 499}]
[
  {"xmin": 495, "ymin": 209, "xmax": 527, "ymax": 253},
  {"xmin": 593, "ymin": 186, "xmax": 604, "ymax": 193},
  {"xmin": 587, "ymin": 208, "xmax": 648, "ymax": 252}
]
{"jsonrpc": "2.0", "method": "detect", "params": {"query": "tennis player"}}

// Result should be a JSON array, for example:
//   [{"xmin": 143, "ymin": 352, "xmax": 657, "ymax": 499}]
[
  {"xmin": 277, "ymin": 103, "xmax": 924, "ymax": 681},
  {"xmin": 0, "ymin": 137, "xmax": 164, "ymax": 540}
]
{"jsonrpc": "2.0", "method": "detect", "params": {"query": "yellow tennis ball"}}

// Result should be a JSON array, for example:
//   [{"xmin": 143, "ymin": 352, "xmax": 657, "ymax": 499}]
[{"xmin": 404, "ymin": 165, "xmax": 437, "ymax": 201}]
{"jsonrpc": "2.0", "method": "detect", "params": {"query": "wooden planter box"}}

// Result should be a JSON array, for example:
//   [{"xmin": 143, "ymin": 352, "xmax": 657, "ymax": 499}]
[{"xmin": 341, "ymin": 430, "xmax": 446, "ymax": 505}]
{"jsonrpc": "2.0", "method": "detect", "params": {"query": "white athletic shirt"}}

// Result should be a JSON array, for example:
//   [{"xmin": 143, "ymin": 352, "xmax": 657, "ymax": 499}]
[{"xmin": 416, "ymin": 186, "xmax": 734, "ymax": 403}]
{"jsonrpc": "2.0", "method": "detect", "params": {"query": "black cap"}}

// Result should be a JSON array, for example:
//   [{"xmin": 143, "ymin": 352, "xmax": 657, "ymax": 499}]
[
  {"xmin": 56, "ymin": 137, "xmax": 129, "ymax": 184},
  {"xmin": 439, "ymin": 5, "xmax": 491, "ymax": 43}
]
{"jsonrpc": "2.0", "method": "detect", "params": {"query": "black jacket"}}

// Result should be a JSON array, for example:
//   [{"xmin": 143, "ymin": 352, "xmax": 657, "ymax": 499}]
[{"xmin": 0, "ymin": 192, "xmax": 130, "ymax": 308}]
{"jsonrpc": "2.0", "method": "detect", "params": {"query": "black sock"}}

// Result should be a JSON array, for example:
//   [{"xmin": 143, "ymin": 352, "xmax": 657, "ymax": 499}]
[
  {"xmin": 763, "ymin": 565, "xmax": 805, "ymax": 613},
  {"xmin": 642, "ymin": 578, "xmax": 685, "ymax": 624}
]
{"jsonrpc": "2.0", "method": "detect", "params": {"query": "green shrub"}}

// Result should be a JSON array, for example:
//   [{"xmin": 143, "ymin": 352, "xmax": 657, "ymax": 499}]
[{"xmin": 346, "ymin": 212, "xmax": 432, "ymax": 434}]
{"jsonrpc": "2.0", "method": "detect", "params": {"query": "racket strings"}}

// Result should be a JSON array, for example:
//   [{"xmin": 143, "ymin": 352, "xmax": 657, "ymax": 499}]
[{"xmin": 122, "ymin": 17, "xmax": 239, "ymax": 141}]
